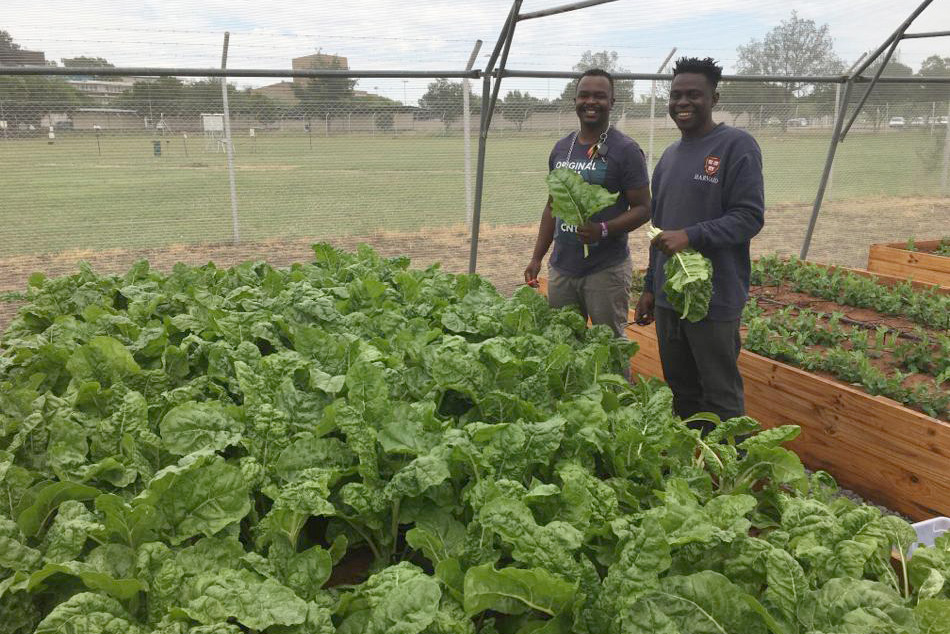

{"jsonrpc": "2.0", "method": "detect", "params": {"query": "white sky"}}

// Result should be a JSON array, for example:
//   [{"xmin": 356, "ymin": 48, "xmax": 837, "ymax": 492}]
[{"xmin": 3, "ymin": 0, "xmax": 948, "ymax": 102}]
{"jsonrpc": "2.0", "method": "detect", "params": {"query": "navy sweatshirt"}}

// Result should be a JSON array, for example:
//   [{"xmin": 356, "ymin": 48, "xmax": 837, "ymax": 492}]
[{"xmin": 644, "ymin": 123, "xmax": 765, "ymax": 321}]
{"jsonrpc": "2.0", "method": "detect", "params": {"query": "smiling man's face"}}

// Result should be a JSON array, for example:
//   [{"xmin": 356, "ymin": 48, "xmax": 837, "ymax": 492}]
[
  {"xmin": 668, "ymin": 72, "xmax": 719, "ymax": 138},
  {"xmin": 575, "ymin": 75, "xmax": 613, "ymax": 128}
]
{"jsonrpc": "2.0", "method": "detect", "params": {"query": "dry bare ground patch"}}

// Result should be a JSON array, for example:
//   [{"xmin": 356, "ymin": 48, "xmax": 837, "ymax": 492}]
[{"xmin": 1, "ymin": 196, "xmax": 947, "ymax": 333}]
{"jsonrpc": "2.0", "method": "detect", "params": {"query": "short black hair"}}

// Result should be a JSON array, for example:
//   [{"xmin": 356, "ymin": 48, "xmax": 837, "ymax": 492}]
[
  {"xmin": 577, "ymin": 68, "xmax": 614, "ymax": 95},
  {"xmin": 672, "ymin": 57, "xmax": 723, "ymax": 89}
]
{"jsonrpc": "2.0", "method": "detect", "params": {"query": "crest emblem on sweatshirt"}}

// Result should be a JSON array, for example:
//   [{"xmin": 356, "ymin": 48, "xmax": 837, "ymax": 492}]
[{"xmin": 704, "ymin": 155, "xmax": 721, "ymax": 176}]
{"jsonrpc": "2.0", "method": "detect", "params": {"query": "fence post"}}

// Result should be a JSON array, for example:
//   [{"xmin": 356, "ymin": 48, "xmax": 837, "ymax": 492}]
[
  {"xmin": 941, "ymin": 101, "xmax": 950, "ymax": 194},
  {"xmin": 648, "ymin": 48, "xmax": 676, "ymax": 170},
  {"xmin": 826, "ymin": 55, "xmax": 865, "ymax": 200},
  {"xmin": 220, "ymin": 32, "xmax": 241, "ymax": 245},
  {"xmin": 800, "ymin": 80, "xmax": 853, "ymax": 260},
  {"xmin": 463, "ymin": 40, "xmax": 483, "ymax": 228}
]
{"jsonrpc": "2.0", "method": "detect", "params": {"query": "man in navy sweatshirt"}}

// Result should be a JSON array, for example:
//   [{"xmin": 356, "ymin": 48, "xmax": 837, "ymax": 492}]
[{"xmin": 634, "ymin": 57, "xmax": 764, "ymax": 427}]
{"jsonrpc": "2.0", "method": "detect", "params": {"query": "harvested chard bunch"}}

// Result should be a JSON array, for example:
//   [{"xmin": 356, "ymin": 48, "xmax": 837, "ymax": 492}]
[
  {"xmin": 546, "ymin": 167, "xmax": 619, "ymax": 257},
  {"xmin": 648, "ymin": 223, "xmax": 713, "ymax": 322}
]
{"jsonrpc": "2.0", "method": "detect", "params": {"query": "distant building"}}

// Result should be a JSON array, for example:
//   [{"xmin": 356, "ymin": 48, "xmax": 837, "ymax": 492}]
[
  {"xmin": 251, "ymin": 81, "xmax": 297, "ymax": 104},
  {"xmin": 0, "ymin": 48, "xmax": 46, "ymax": 66},
  {"xmin": 291, "ymin": 52, "xmax": 349, "ymax": 86},
  {"xmin": 252, "ymin": 52, "xmax": 351, "ymax": 104},
  {"xmin": 66, "ymin": 79, "xmax": 138, "ymax": 104}
]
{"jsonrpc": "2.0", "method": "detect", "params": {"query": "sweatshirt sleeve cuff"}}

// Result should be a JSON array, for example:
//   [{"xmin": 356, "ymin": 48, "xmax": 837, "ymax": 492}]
[{"xmin": 685, "ymin": 225, "xmax": 704, "ymax": 249}]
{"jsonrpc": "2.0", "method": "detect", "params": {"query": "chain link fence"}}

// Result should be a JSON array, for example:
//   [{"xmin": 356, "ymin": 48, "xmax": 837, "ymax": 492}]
[{"xmin": 1, "ymin": 70, "xmax": 948, "ymax": 310}]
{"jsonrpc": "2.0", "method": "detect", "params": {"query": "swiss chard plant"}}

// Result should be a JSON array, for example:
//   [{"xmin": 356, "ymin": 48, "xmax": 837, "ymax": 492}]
[
  {"xmin": 1, "ymin": 245, "xmax": 949, "ymax": 634},
  {"xmin": 546, "ymin": 167, "xmax": 618, "ymax": 258},
  {"xmin": 648, "ymin": 224, "xmax": 713, "ymax": 322}
]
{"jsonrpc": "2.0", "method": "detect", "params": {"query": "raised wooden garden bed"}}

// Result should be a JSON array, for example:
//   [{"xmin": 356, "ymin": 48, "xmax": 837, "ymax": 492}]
[
  {"xmin": 625, "ymin": 320, "xmax": 950, "ymax": 521},
  {"xmin": 868, "ymin": 240, "xmax": 950, "ymax": 289},
  {"xmin": 539, "ymin": 264, "xmax": 949, "ymax": 519}
]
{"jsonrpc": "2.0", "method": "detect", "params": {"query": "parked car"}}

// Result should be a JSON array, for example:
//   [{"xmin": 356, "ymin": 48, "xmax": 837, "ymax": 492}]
[
  {"xmin": 786, "ymin": 117, "xmax": 808, "ymax": 127},
  {"xmin": 910, "ymin": 116, "xmax": 926, "ymax": 128},
  {"xmin": 888, "ymin": 116, "xmax": 906, "ymax": 129},
  {"xmin": 940, "ymin": 116, "xmax": 949, "ymax": 125}
]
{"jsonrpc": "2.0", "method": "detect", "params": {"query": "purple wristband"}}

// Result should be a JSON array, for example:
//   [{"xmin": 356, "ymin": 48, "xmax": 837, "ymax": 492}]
[{"xmin": 600, "ymin": 222, "xmax": 608, "ymax": 239}]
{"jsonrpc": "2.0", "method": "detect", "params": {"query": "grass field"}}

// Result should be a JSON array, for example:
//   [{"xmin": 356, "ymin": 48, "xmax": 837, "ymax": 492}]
[{"xmin": 0, "ymin": 126, "xmax": 946, "ymax": 257}]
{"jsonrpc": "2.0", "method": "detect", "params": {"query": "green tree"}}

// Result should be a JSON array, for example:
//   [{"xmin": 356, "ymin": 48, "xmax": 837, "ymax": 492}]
[
  {"xmin": 418, "ymin": 78, "xmax": 465, "ymax": 132},
  {"xmin": 61, "ymin": 56, "xmax": 118, "ymax": 81},
  {"xmin": 917, "ymin": 55, "xmax": 950, "ymax": 105},
  {"xmin": 736, "ymin": 11, "xmax": 844, "ymax": 100},
  {"xmin": 863, "ymin": 57, "xmax": 915, "ymax": 108},
  {"xmin": 0, "ymin": 75, "xmax": 86, "ymax": 126},
  {"xmin": 500, "ymin": 90, "xmax": 540, "ymax": 131},
  {"xmin": 115, "ymin": 77, "xmax": 185, "ymax": 118},
  {"xmin": 231, "ymin": 89, "xmax": 285, "ymax": 125},
  {"xmin": 291, "ymin": 57, "xmax": 356, "ymax": 124},
  {"xmin": 61, "ymin": 56, "xmax": 114, "ymax": 68},
  {"xmin": 559, "ymin": 50, "xmax": 635, "ymax": 109},
  {"xmin": 919, "ymin": 55, "xmax": 950, "ymax": 77},
  {"xmin": 0, "ymin": 29, "xmax": 21, "ymax": 55},
  {"xmin": 718, "ymin": 81, "xmax": 792, "ymax": 128},
  {"xmin": 375, "ymin": 110, "xmax": 395, "ymax": 133},
  {"xmin": 115, "ymin": 77, "xmax": 244, "ymax": 119}
]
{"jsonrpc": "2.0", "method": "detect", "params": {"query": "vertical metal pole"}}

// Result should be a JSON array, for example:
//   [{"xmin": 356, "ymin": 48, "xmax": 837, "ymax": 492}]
[
  {"xmin": 220, "ymin": 32, "xmax": 240, "ymax": 244},
  {"xmin": 941, "ymin": 100, "xmax": 950, "ymax": 194},
  {"xmin": 469, "ymin": 1, "xmax": 522, "ymax": 274},
  {"xmin": 463, "ymin": 40, "xmax": 483, "ymax": 228},
  {"xmin": 826, "ymin": 84, "xmax": 842, "ymax": 200},
  {"xmin": 648, "ymin": 48, "xmax": 676, "ymax": 169},
  {"xmin": 800, "ymin": 81, "xmax": 854, "ymax": 260},
  {"xmin": 827, "ymin": 54, "xmax": 865, "ymax": 199},
  {"xmin": 469, "ymin": 73, "xmax": 498, "ymax": 275}
]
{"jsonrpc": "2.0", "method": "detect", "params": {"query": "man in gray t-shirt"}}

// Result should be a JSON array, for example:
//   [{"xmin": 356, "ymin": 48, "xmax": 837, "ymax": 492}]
[
  {"xmin": 634, "ymin": 57, "xmax": 764, "ymax": 428},
  {"xmin": 524, "ymin": 69, "xmax": 650, "ymax": 338}
]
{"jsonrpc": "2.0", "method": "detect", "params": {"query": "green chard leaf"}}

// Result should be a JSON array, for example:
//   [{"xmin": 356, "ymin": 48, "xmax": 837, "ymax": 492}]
[
  {"xmin": 158, "ymin": 401, "xmax": 243, "ymax": 456},
  {"xmin": 133, "ymin": 451, "xmax": 250, "ymax": 545},
  {"xmin": 546, "ymin": 167, "xmax": 619, "ymax": 229},
  {"xmin": 183, "ymin": 568, "xmax": 309, "ymax": 630},
  {"xmin": 663, "ymin": 249, "xmax": 714, "ymax": 323},
  {"xmin": 462, "ymin": 563, "xmax": 577, "ymax": 618},
  {"xmin": 33, "ymin": 592, "xmax": 145, "ymax": 634}
]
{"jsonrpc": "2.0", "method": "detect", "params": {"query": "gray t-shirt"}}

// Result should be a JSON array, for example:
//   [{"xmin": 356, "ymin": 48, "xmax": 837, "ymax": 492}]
[
  {"xmin": 644, "ymin": 124, "xmax": 765, "ymax": 321},
  {"xmin": 548, "ymin": 127, "xmax": 649, "ymax": 276}
]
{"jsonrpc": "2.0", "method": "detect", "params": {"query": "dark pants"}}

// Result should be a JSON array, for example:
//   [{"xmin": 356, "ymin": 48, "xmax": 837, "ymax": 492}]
[{"xmin": 654, "ymin": 306, "xmax": 745, "ymax": 429}]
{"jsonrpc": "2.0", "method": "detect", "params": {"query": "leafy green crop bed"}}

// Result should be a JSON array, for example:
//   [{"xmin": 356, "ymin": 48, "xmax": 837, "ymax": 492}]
[
  {"xmin": 748, "ymin": 257, "xmax": 949, "ymax": 419},
  {"xmin": 3, "ymin": 246, "xmax": 950, "ymax": 634}
]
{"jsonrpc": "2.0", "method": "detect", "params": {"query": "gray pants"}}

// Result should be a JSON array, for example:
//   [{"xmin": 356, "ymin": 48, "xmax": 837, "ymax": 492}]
[
  {"xmin": 548, "ymin": 258, "xmax": 632, "ymax": 338},
  {"xmin": 654, "ymin": 306, "xmax": 745, "ymax": 426}
]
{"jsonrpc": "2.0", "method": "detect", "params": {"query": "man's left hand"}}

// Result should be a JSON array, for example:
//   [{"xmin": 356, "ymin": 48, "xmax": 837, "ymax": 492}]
[
  {"xmin": 577, "ymin": 222, "xmax": 601, "ymax": 244},
  {"xmin": 652, "ymin": 229, "xmax": 690, "ymax": 255}
]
